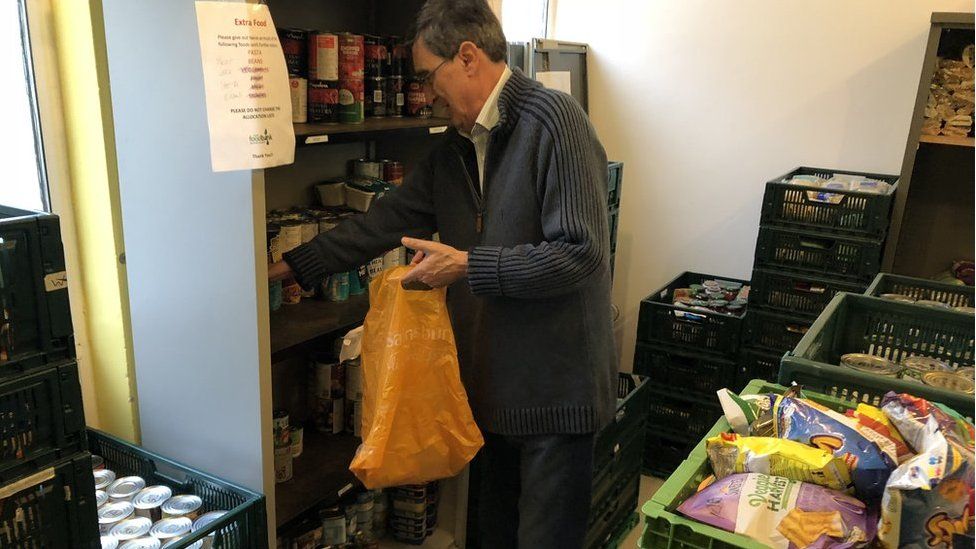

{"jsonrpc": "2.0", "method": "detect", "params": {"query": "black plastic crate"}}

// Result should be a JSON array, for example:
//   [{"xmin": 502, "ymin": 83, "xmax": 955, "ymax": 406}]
[
  {"xmin": 586, "ymin": 469, "xmax": 639, "ymax": 549},
  {"xmin": 632, "ymin": 343, "xmax": 737, "ymax": 397},
  {"xmin": 642, "ymin": 432, "xmax": 694, "ymax": 479},
  {"xmin": 593, "ymin": 374, "xmax": 650, "ymax": 479},
  {"xmin": 637, "ymin": 272, "xmax": 749, "ymax": 356},
  {"xmin": 736, "ymin": 347, "xmax": 784, "ymax": 391},
  {"xmin": 749, "ymin": 269, "xmax": 865, "ymax": 318},
  {"xmin": 607, "ymin": 161, "xmax": 623, "ymax": 208},
  {"xmin": 0, "ymin": 359, "xmax": 87, "ymax": 484},
  {"xmin": 0, "ymin": 205, "xmax": 73, "ymax": 375},
  {"xmin": 0, "ymin": 452, "xmax": 99, "ymax": 548},
  {"xmin": 742, "ymin": 308, "xmax": 813, "ymax": 354},
  {"xmin": 88, "ymin": 429, "xmax": 268, "ymax": 548},
  {"xmin": 645, "ymin": 390, "xmax": 723, "ymax": 444},
  {"xmin": 591, "ymin": 424, "xmax": 642, "ymax": 518},
  {"xmin": 608, "ymin": 207, "xmax": 620, "ymax": 254},
  {"xmin": 754, "ymin": 226, "xmax": 884, "ymax": 282},
  {"xmin": 759, "ymin": 167, "xmax": 898, "ymax": 237},
  {"xmin": 865, "ymin": 273, "xmax": 974, "ymax": 308}
]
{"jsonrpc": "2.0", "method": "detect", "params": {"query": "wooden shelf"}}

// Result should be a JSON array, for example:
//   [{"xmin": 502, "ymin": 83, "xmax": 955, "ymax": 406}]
[
  {"xmin": 275, "ymin": 431, "xmax": 362, "ymax": 529},
  {"xmin": 918, "ymin": 134, "xmax": 975, "ymax": 147},
  {"xmin": 381, "ymin": 528, "xmax": 457, "ymax": 549},
  {"xmin": 270, "ymin": 294, "xmax": 370, "ymax": 361},
  {"xmin": 295, "ymin": 117, "xmax": 451, "ymax": 146}
]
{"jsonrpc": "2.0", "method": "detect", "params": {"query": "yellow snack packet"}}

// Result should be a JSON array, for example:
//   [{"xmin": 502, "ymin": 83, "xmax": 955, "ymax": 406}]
[{"xmin": 706, "ymin": 433, "xmax": 853, "ymax": 492}]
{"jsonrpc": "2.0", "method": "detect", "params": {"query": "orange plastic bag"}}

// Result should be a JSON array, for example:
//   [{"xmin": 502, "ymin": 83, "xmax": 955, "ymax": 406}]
[{"xmin": 349, "ymin": 266, "xmax": 484, "ymax": 488}]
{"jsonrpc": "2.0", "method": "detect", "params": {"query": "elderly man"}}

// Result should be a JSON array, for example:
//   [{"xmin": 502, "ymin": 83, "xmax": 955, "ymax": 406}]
[{"xmin": 269, "ymin": 0, "xmax": 614, "ymax": 546}]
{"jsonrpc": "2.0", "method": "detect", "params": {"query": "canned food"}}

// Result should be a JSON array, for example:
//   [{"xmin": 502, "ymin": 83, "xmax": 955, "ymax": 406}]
[
  {"xmin": 345, "ymin": 358, "xmax": 363, "ymax": 401},
  {"xmin": 150, "ymin": 517, "xmax": 193, "ymax": 539},
  {"xmin": 326, "ymin": 272, "xmax": 350, "ymax": 302},
  {"xmin": 93, "ymin": 490, "xmax": 109, "ymax": 509},
  {"xmin": 367, "ymin": 257, "xmax": 386, "ymax": 279},
  {"xmin": 383, "ymin": 247, "xmax": 406, "ymax": 269},
  {"xmin": 162, "ymin": 539, "xmax": 203, "ymax": 549},
  {"xmin": 880, "ymin": 293, "xmax": 915, "ymax": 304},
  {"xmin": 352, "ymin": 159, "xmax": 384, "ymax": 179},
  {"xmin": 108, "ymin": 476, "xmax": 147, "ymax": 502},
  {"xmin": 278, "ymin": 221, "xmax": 303, "ymax": 255},
  {"xmin": 356, "ymin": 492, "xmax": 376, "ymax": 528},
  {"xmin": 338, "ymin": 33, "xmax": 364, "ymax": 79},
  {"xmin": 953, "ymin": 306, "xmax": 976, "ymax": 314},
  {"xmin": 291, "ymin": 423, "xmax": 304, "ymax": 458},
  {"xmin": 840, "ymin": 353, "xmax": 900, "ymax": 376},
  {"xmin": 161, "ymin": 495, "xmax": 204, "ymax": 521},
  {"xmin": 95, "ymin": 469, "xmax": 117, "ymax": 491},
  {"xmin": 300, "ymin": 220, "xmax": 319, "ymax": 244},
  {"xmin": 99, "ymin": 501, "xmax": 136, "ymax": 535},
  {"xmin": 338, "ymin": 77, "xmax": 365, "ymax": 124},
  {"xmin": 279, "ymin": 28, "xmax": 308, "ymax": 76},
  {"xmin": 273, "ymin": 409, "xmax": 291, "ymax": 448},
  {"xmin": 275, "ymin": 445, "xmax": 293, "ymax": 483},
  {"xmin": 407, "ymin": 78, "xmax": 431, "ymax": 118},
  {"xmin": 102, "ymin": 536, "xmax": 119, "ymax": 549},
  {"xmin": 282, "ymin": 279, "xmax": 302, "ymax": 305},
  {"xmin": 309, "ymin": 80, "xmax": 340, "ymax": 124},
  {"xmin": 389, "ymin": 38, "xmax": 407, "ymax": 77},
  {"xmin": 916, "ymin": 299, "xmax": 951, "ymax": 309},
  {"xmin": 344, "ymin": 505, "xmax": 358, "ymax": 539},
  {"xmin": 382, "ymin": 160, "xmax": 404, "ymax": 186},
  {"xmin": 386, "ymin": 75, "xmax": 405, "ymax": 117},
  {"xmin": 292, "ymin": 524, "xmax": 323, "ymax": 549},
  {"xmin": 311, "ymin": 397, "xmax": 344, "ymax": 434},
  {"xmin": 901, "ymin": 356, "xmax": 950, "ymax": 374},
  {"xmin": 923, "ymin": 371, "xmax": 976, "ymax": 394},
  {"xmin": 321, "ymin": 506, "xmax": 347, "ymax": 545},
  {"xmin": 956, "ymin": 367, "xmax": 975, "ymax": 379},
  {"xmin": 290, "ymin": 77, "xmax": 308, "ymax": 124},
  {"xmin": 110, "ymin": 517, "xmax": 153, "ymax": 541},
  {"xmin": 308, "ymin": 32, "xmax": 339, "ymax": 81},
  {"xmin": 366, "ymin": 77, "xmax": 387, "ymax": 117},
  {"xmin": 345, "ymin": 399, "xmax": 362, "ymax": 437},
  {"xmin": 133, "ymin": 485, "xmax": 172, "ymax": 522},
  {"xmin": 310, "ymin": 354, "xmax": 345, "ymax": 400},
  {"xmin": 191, "ymin": 510, "xmax": 228, "ymax": 549},
  {"xmin": 92, "ymin": 454, "xmax": 106, "ymax": 471},
  {"xmin": 119, "ymin": 539, "xmax": 161, "ymax": 549},
  {"xmin": 364, "ymin": 35, "xmax": 387, "ymax": 78}
]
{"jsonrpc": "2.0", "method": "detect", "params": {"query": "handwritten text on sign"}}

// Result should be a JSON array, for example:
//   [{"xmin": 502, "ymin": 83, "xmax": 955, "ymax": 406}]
[{"xmin": 195, "ymin": 2, "xmax": 295, "ymax": 171}]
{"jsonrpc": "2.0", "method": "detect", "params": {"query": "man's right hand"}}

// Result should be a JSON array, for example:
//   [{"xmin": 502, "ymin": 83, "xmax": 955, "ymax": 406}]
[{"xmin": 268, "ymin": 261, "xmax": 294, "ymax": 281}]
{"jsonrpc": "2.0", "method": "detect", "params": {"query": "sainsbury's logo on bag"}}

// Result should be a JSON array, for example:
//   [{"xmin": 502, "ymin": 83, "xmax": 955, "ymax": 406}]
[{"xmin": 386, "ymin": 327, "xmax": 452, "ymax": 347}]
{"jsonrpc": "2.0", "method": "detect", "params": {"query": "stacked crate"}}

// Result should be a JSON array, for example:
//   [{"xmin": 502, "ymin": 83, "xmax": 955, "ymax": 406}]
[
  {"xmin": 633, "ymin": 272, "xmax": 748, "ymax": 477},
  {"xmin": 608, "ymin": 161, "xmax": 623, "ymax": 278},
  {"xmin": 739, "ymin": 167, "xmax": 899, "ymax": 387},
  {"xmin": 0, "ymin": 205, "xmax": 98, "ymax": 547}
]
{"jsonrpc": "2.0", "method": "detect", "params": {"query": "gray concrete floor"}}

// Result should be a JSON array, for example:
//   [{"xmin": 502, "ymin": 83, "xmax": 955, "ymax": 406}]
[{"xmin": 620, "ymin": 475, "xmax": 665, "ymax": 548}]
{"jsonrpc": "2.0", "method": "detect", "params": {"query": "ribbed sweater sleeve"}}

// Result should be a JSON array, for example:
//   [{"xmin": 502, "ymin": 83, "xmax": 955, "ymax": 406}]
[
  {"xmin": 283, "ymin": 157, "xmax": 437, "ymax": 291},
  {"xmin": 467, "ymin": 92, "xmax": 609, "ymax": 299}
]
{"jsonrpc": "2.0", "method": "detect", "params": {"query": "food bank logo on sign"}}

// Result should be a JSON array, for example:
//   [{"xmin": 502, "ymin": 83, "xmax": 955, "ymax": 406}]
[
  {"xmin": 386, "ymin": 327, "xmax": 452, "ymax": 347},
  {"xmin": 249, "ymin": 129, "xmax": 273, "ymax": 145}
]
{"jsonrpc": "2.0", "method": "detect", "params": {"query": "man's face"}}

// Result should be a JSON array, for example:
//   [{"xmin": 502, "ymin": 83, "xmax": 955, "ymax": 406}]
[{"xmin": 412, "ymin": 38, "xmax": 473, "ymax": 131}]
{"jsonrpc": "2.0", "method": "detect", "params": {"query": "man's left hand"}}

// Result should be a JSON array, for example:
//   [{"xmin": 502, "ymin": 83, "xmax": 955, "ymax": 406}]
[{"xmin": 400, "ymin": 237, "xmax": 468, "ymax": 289}]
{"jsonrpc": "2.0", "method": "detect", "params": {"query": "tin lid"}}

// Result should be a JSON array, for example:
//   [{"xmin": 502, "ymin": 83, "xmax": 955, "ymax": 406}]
[
  {"xmin": 119, "ymin": 539, "xmax": 162, "ymax": 549},
  {"xmin": 96, "ymin": 490, "xmax": 109, "ymax": 507},
  {"xmin": 110, "ymin": 517, "xmax": 153, "ymax": 540},
  {"xmin": 161, "ymin": 495, "xmax": 203, "ymax": 516},
  {"xmin": 273, "ymin": 409, "xmax": 289, "ymax": 420},
  {"xmin": 956, "ymin": 367, "xmax": 975, "ymax": 379},
  {"xmin": 840, "ymin": 353, "xmax": 900, "ymax": 376},
  {"xmin": 320, "ymin": 505, "xmax": 344, "ymax": 519},
  {"xmin": 901, "ymin": 356, "xmax": 951, "ymax": 373},
  {"xmin": 92, "ymin": 455, "xmax": 105, "ymax": 470},
  {"xmin": 923, "ymin": 371, "xmax": 976, "ymax": 394},
  {"xmin": 133, "ymin": 485, "xmax": 173, "ymax": 509},
  {"xmin": 108, "ymin": 476, "xmax": 147, "ymax": 499},
  {"xmin": 99, "ymin": 501, "xmax": 135, "ymax": 524},
  {"xmin": 192, "ymin": 510, "xmax": 228, "ymax": 532},
  {"xmin": 916, "ymin": 299, "xmax": 951, "ymax": 309},
  {"xmin": 953, "ymin": 306, "xmax": 976, "ymax": 314},
  {"xmin": 880, "ymin": 293, "xmax": 915, "ymax": 303},
  {"xmin": 162, "ymin": 539, "xmax": 203, "ymax": 549},
  {"xmin": 150, "ymin": 517, "xmax": 193, "ymax": 539},
  {"xmin": 95, "ymin": 469, "xmax": 117, "ymax": 490},
  {"xmin": 101, "ymin": 536, "xmax": 119, "ymax": 549}
]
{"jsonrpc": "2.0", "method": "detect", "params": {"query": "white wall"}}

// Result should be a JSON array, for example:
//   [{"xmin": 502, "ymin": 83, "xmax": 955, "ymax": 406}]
[{"xmin": 551, "ymin": 0, "xmax": 973, "ymax": 371}]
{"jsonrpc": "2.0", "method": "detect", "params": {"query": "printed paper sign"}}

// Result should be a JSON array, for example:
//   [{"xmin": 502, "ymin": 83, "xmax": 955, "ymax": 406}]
[
  {"xmin": 195, "ymin": 2, "xmax": 295, "ymax": 171},
  {"xmin": 536, "ymin": 70, "xmax": 572, "ymax": 95}
]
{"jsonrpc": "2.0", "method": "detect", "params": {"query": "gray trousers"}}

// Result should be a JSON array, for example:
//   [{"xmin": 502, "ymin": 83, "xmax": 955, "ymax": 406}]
[{"xmin": 477, "ymin": 431, "xmax": 595, "ymax": 549}]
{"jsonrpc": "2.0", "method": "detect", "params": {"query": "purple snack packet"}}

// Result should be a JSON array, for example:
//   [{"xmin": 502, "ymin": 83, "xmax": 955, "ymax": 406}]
[{"xmin": 677, "ymin": 473, "xmax": 876, "ymax": 548}]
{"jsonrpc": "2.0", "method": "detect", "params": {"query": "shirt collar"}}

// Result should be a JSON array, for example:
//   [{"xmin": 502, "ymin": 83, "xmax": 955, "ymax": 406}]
[{"xmin": 465, "ymin": 66, "xmax": 512, "ymax": 138}]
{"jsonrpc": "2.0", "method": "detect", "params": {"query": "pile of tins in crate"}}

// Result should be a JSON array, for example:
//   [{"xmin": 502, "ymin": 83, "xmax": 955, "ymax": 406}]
[
  {"xmin": 633, "ymin": 272, "xmax": 749, "ymax": 477},
  {"xmin": 0, "ymin": 205, "xmax": 264, "ymax": 548},
  {"xmin": 740, "ymin": 166, "xmax": 899, "ymax": 388}
]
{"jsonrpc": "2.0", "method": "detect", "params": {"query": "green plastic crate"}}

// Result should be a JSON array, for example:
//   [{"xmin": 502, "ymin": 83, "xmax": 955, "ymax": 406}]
[
  {"xmin": 865, "ymin": 272, "xmax": 974, "ymax": 309},
  {"xmin": 780, "ymin": 293, "xmax": 974, "ymax": 418},
  {"xmin": 639, "ymin": 380, "xmax": 855, "ymax": 549}
]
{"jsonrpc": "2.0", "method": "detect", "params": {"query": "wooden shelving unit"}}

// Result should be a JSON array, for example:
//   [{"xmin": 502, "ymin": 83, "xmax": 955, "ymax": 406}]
[
  {"xmin": 275, "ymin": 432, "xmax": 362, "ymax": 528},
  {"xmin": 295, "ymin": 118, "xmax": 450, "ymax": 146},
  {"xmin": 270, "ymin": 294, "xmax": 370, "ymax": 361},
  {"xmin": 883, "ymin": 12, "xmax": 975, "ymax": 278}
]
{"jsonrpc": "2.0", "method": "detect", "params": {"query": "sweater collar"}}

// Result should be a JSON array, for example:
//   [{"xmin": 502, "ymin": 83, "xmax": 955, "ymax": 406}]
[{"xmin": 496, "ymin": 67, "xmax": 542, "ymax": 134}]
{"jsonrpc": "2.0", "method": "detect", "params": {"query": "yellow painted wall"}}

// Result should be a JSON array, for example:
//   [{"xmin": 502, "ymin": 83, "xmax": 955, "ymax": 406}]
[{"xmin": 49, "ymin": 0, "xmax": 139, "ymax": 442}]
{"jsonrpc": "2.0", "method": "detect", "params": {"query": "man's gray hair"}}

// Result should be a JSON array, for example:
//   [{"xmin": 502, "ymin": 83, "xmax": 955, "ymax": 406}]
[{"xmin": 414, "ymin": 0, "xmax": 508, "ymax": 63}]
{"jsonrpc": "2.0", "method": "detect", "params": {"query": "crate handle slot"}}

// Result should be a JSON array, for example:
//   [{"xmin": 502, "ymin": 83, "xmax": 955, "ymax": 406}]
[
  {"xmin": 797, "ymin": 237, "xmax": 834, "ymax": 250},
  {"xmin": 785, "ymin": 324, "xmax": 809, "ymax": 335},
  {"xmin": 793, "ymin": 282, "xmax": 826, "ymax": 294},
  {"xmin": 615, "ymin": 409, "xmax": 626, "ymax": 423}
]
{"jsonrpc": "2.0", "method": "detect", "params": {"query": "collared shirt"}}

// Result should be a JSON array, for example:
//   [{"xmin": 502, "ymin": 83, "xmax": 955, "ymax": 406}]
[{"xmin": 463, "ymin": 66, "xmax": 512, "ymax": 191}]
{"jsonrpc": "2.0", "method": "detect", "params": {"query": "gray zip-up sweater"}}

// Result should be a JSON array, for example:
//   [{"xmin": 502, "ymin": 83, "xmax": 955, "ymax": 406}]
[{"xmin": 285, "ymin": 68, "xmax": 615, "ymax": 436}]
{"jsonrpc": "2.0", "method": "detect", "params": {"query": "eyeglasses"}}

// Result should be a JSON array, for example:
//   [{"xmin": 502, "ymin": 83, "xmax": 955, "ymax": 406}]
[{"xmin": 417, "ymin": 55, "xmax": 454, "ymax": 87}]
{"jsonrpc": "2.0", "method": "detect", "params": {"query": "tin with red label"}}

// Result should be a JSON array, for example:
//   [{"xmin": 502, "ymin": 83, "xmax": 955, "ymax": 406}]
[
  {"xmin": 338, "ymin": 33, "xmax": 364, "ymax": 79},
  {"xmin": 365, "ymin": 77, "xmax": 387, "ymax": 118},
  {"xmin": 278, "ymin": 28, "xmax": 307, "ymax": 76},
  {"xmin": 383, "ymin": 160, "xmax": 404, "ymax": 186},
  {"xmin": 308, "ymin": 32, "xmax": 338, "ymax": 81},
  {"xmin": 339, "ymin": 77, "xmax": 365, "ymax": 124},
  {"xmin": 309, "ymin": 80, "xmax": 339, "ymax": 124},
  {"xmin": 386, "ymin": 76, "xmax": 405, "ymax": 117},
  {"xmin": 290, "ymin": 77, "xmax": 307, "ymax": 123},
  {"xmin": 389, "ymin": 37, "xmax": 406, "ymax": 77},
  {"xmin": 364, "ymin": 35, "xmax": 387, "ymax": 78},
  {"xmin": 407, "ymin": 78, "xmax": 432, "ymax": 118}
]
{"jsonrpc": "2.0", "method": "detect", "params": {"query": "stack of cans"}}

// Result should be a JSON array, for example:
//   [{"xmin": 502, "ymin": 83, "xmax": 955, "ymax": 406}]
[
  {"xmin": 93, "ymin": 456, "xmax": 227, "ymax": 549},
  {"xmin": 389, "ymin": 482, "xmax": 439, "ymax": 545}
]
